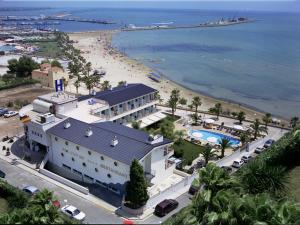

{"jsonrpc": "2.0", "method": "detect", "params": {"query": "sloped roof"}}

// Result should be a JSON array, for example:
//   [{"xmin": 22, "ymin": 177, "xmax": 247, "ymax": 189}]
[
  {"xmin": 78, "ymin": 83, "xmax": 157, "ymax": 106},
  {"xmin": 47, "ymin": 118, "xmax": 171, "ymax": 165}
]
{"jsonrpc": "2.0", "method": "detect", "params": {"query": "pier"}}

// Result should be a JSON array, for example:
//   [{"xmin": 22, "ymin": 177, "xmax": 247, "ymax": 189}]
[{"xmin": 122, "ymin": 18, "xmax": 255, "ymax": 32}]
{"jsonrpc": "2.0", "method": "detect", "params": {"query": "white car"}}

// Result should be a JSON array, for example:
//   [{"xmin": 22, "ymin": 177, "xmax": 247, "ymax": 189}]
[
  {"xmin": 232, "ymin": 159, "xmax": 244, "ymax": 168},
  {"xmin": 241, "ymin": 154, "xmax": 253, "ymax": 163},
  {"xmin": 4, "ymin": 111, "xmax": 18, "ymax": 118},
  {"xmin": 61, "ymin": 205, "xmax": 86, "ymax": 221}
]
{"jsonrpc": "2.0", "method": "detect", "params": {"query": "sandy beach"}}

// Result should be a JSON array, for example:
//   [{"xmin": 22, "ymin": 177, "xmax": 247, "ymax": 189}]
[{"xmin": 68, "ymin": 30, "xmax": 273, "ymax": 121}]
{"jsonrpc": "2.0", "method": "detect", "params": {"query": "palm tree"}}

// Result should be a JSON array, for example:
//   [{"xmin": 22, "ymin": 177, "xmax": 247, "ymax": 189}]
[
  {"xmin": 209, "ymin": 103, "xmax": 222, "ymax": 120},
  {"xmin": 200, "ymin": 145, "xmax": 218, "ymax": 166},
  {"xmin": 179, "ymin": 97, "xmax": 187, "ymax": 109},
  {"xmin": 168, "ymin": 89, "xmax": 180, "ymax": 118},
  {"xmin": 198, "ymin": 163, "xmax": 239, "ymax": 194},
  {"xmin": 219, "ymin": 138, "xmax": 231, "ymax": 158},
  {"xmin": 192, "ymin": 96, "xmax": 202, "ymax": 114},
  {"xmin": 237, "ymin": 111, "xmax": 246, "ymax": 124},
  {"xmin": 191, "ymin": 113, "xmax": 199, "ymax": 125},
  {"xmin": 239, "ymin": 131, "xmax": 250, "ymax": 147},
  {"xmin": 73, "ymin": 78, "xmax": 81, "ymax": 94},
  {"xmin": 238, "ymin": 160, "xmax": 289, "ymax": 196},
  {"xmin": 101, "ymin": 80, "xmax": 111, "ymax": 90},
  {"xmin": 262, "ymin": 113, "xmax": 272, "ymax": 128},
  {"xmin": 118, "ymin": 81, "xmax": 126, "ymax": 86},
  {"xmin": 174, "ymin": 130, "xmax": 186, "ymax": 145},
  {"xmin": 290, "ymin": 117, "xmax": 299, "ymax": 128},
  {"xmin": 250, "ymin": 119, "xmax": 268, "ymax": 139},
  {"xmin": 131, "ymin": 120, "xmax": 141, "ymax": 130}
]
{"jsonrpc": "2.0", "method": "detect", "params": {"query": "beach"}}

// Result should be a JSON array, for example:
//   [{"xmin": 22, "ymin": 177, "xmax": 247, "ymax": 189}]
[{"xmin": 68, "ymin": 30, "xmax": 275, "ymax": 122}]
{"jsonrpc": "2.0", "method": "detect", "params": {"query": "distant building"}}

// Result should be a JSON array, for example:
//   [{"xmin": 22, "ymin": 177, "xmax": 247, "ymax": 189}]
[{"xmin": 32, "ymin": 63, "xmax": 68, "ymax": 88}]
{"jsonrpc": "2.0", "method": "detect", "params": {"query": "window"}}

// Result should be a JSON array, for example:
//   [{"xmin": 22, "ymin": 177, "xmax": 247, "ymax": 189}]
[
  {"xmin": 71, "ymin": 157, "xmax": 75, "ymax": 162},
  {"xmin": 73, "ymin": 169, "xmax": 82, "ymax": 175},
  {"xmin": 84, "ymin": 174, "xmax": 93, "ymax": 181},
  {"xmin": 76, "ymin": 146, "xmax": 79, "ymax": 150},
  {"xmin": 88, "ymin": 151, "xmax": 91, "ymax": 155},
  {"xmin": 82, "ymin": 162, "xmax": 86, "ymax": 167},
  {"xmin": 96, "ymin": 180, "xmax": 107, "ymax": 188},
  {"xmin": 100, "ymin": 156, "xmax": 104, "ymax": 160},
  {"xmin": 65, "ymin": 141, "xmax": 68, "ymax": 146},
  {"xmin": 95, "ymin": 168, "xmax": 98, "ymax": 172},
  {"xmin": 62, "ymin": 164, "xmax": 71, "ymax": 170},
  {"xmin": 61, "ymin": 152, "xmax": 64, "ymax": 157},
  {"xmin": 55, "ymin": 137, "xmax": 58, "ymax": 141},
  {"xmin": 107, "ymin": 173, "xmax": 111, "ymax": 178},
  {"xmin": 114, "ymin": 161, "xmax": 118, "ymax": 167}
]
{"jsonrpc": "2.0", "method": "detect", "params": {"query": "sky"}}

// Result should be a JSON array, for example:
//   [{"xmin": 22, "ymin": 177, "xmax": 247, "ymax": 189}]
[{"xmin": 0, "ymin": 0, "xmax": 299, "ymax": 12}]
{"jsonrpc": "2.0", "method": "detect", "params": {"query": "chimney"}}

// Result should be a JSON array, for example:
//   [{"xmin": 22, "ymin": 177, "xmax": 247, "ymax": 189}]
[
  {"xmin": 64, "ymin": 120, "xmax": 71, "ymax": 129},
  {"xmin": 85, "ymin": 127, "xmax": 93, "ymax": 137},
  {"xmin": 111, "ymin": 136, "xmax": 118, "ymax": 147}
]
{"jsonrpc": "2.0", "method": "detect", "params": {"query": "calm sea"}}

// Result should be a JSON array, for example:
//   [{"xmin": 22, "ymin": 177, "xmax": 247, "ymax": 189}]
[{"xmin": 0, "ymin": 3, "xmax": 299, "ymax": 119}]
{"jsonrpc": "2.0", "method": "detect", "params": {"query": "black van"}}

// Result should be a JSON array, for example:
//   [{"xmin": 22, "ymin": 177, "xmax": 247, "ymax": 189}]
[{"xmin": 154, "ymin": 199, "xmax": 179, "ymax": 217}]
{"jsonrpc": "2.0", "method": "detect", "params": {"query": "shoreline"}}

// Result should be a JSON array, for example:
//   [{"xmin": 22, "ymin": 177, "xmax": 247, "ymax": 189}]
[{"xmin": 67, "ymin": 30, "xmax": 286, "ymax": 122}]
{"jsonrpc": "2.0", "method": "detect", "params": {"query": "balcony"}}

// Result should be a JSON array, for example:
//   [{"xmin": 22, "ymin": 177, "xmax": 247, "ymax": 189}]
[{"xmin": 164, "ymin": 147, "xmax": 174, "ymax": 157}]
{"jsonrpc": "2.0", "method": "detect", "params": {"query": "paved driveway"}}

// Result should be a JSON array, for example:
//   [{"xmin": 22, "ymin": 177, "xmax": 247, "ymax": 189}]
[{"xmin": 0, "ymin": 159, "xmax": 123, "ymax": 224}]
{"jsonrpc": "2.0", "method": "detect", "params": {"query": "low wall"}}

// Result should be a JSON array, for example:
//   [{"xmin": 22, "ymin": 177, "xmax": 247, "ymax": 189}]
[
  {"xmin": 122, "ymin": 204, "xmax": 145, "ymax": 216},
  {"xmin": 39, "ymin": 168, "xmax": 89, "ymax": 194}
]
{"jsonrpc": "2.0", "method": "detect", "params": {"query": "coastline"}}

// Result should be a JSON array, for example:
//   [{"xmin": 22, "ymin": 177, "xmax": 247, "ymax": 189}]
[{"xmin": 67, "ymin": 30, "xmax": 282, "ymax": 122}]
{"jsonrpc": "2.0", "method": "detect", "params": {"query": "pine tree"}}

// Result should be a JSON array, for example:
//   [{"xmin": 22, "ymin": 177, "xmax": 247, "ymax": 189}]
[{"xmin": 125, "ymin": 159, "xmax": 149, "ymax": 209}]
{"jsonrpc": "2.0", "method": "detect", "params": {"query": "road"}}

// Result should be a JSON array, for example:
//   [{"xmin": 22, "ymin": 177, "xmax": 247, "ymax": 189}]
[
  {"xmin": 0, "ymin": 159, "xmax": 123, "ymax": 224},
  {"xmin": 142, "ymin": 192, "xmax": 191, "ymax": 224}
]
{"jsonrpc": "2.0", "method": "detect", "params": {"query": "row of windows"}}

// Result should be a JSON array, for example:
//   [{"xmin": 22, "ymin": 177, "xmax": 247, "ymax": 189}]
[
  {"xmin": 62, "ymin": 163, "xmax": 113, "ymax": 179},
  {"xmin": 61, "ymin": 153, "xmax": 118, "ymax": 175},
  {"xmin": 32, "ymin": 131, "xmax": 43, "ymax": 138},
  {"xmin": 60, "ymin": 151, "xmax": 118, "ymax": 166}
]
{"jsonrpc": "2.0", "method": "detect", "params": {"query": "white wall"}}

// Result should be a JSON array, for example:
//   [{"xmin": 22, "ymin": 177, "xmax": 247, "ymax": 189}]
[
  {"xmin": 148, "ymin": 145, "xmax": 174, "ymax": 184},
  {"xmin": 27, "ymin": 121, "xmax": 49, "ymax": 147},
  {"xmin": 49, "ymin": 135, "xmax": 130, "ymax": 186}
]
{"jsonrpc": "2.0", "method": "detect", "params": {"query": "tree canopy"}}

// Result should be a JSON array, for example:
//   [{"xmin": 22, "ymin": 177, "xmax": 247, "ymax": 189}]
[
  {"xmin": 7, "ymin": 56, "xmax": 39, "ymax": 78},
  {"xmin": 125, "ymin": 159, "xmax": 149, "ymax": 209}
]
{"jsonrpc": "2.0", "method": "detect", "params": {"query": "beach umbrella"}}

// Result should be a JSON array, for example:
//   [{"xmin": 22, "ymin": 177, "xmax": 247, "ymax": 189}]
[
  {"xmin": 204, "ymin": 118, "xmax": 215, "ymax": 124},
  {"xmin": 207, "ymin": 137, "xmax": 218, "ymax": 143},
  {"xmin": 233, "ymin": 125, "xmax": 245, "ymax": 131},
  {"xmin": 190, "ymin": 131, "xmax": 203, "ymax": 138}
]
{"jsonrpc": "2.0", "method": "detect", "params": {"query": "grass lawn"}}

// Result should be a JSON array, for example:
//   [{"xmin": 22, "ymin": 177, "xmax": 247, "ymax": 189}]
[
  {"xmin": 34, "ymin": 41, "xmax": 63, "ymax": 58},
  {"xmin": 173, "ymin": 140, "xmax": 204, "ymax": 166},
  {"xmin": 287, "ymin": 165, "xmax": 300, "ymax": 201}
]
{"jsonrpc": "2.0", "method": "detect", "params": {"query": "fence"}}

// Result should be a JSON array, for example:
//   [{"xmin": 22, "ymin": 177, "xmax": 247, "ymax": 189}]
[{"xmin": 146, "ymin": 175, "xmax": 192, "ymax": 209}]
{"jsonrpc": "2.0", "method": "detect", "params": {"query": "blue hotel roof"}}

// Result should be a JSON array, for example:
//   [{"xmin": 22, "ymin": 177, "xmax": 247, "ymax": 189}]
[
  {"xmin": 78, "ymin": 83, "xmax": 157, "ymax": 106},
  {"xmin": 47, "ymin": 118, "xmax": 172, "ymax": 165}
]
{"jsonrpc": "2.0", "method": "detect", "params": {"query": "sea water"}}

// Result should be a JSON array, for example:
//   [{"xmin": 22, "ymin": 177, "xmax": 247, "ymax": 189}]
[{"xmin": 0, "ymin": 3, "xmax": 299, "ymax": 119}]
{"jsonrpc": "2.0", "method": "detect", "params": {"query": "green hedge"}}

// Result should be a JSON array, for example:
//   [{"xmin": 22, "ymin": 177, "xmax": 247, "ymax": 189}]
[
  {"xmin": 0, "ymin": 180, "xmax": 29, "ymax": 209},
  {"xmin": 0, "ymin": 79, "xmax": 39, "ymax": 91}
]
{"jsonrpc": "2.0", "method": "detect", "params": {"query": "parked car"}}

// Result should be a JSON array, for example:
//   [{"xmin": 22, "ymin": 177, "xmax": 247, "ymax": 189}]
[
  {"xmin": 188, "ymin": 185, "xmax": 200, "ymax": 195},
  {"xmin": 0, "ymin": 108, "xmax": 8, "ymax": 116},
  {"xmin": 154, "ymin": 199, "xmax": 179, "ymax": 217},
  {"xmin": 232, "ymin": 160, "xmax": 244, "ymax": 168},
  {"xmin": 264, "ymin": 139, "xmax": 275, "ymax": 148},
  {"xmin": 61, "ymin": 205, "xmax": 86, "ymax": 221},
  {"xmin": 254, "ymin": 146, "xmax": 265, "ymax": 154},
  {"xmin": 0, "ymin": 170, "xmax": 5, "ymax": 178},
  {"xmin": 221, "ymin": 166, "xmax": 233, "ymax": 173},
  {"xmin": 241, "ymin": 154, "xmax": 253, "ymax": 163},
  {"xmin": 22, "ymin": 186, "xmax": 40, "ymax": 196},
  {"xmin": 4, "ymin": 111, "xmax": 18, "ymax": 118}
]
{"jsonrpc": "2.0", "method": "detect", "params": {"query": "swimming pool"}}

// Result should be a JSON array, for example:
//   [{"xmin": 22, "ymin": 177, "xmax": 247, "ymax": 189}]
[{"xmin": 189, "ymin": 130, "xmax": 241, "ymax": 146}]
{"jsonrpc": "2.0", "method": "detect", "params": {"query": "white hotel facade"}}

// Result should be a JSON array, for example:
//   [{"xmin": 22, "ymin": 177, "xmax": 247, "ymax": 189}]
[{"xmin": 21, "ymin": 83, "xmax": 178, "ymax": 196}]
